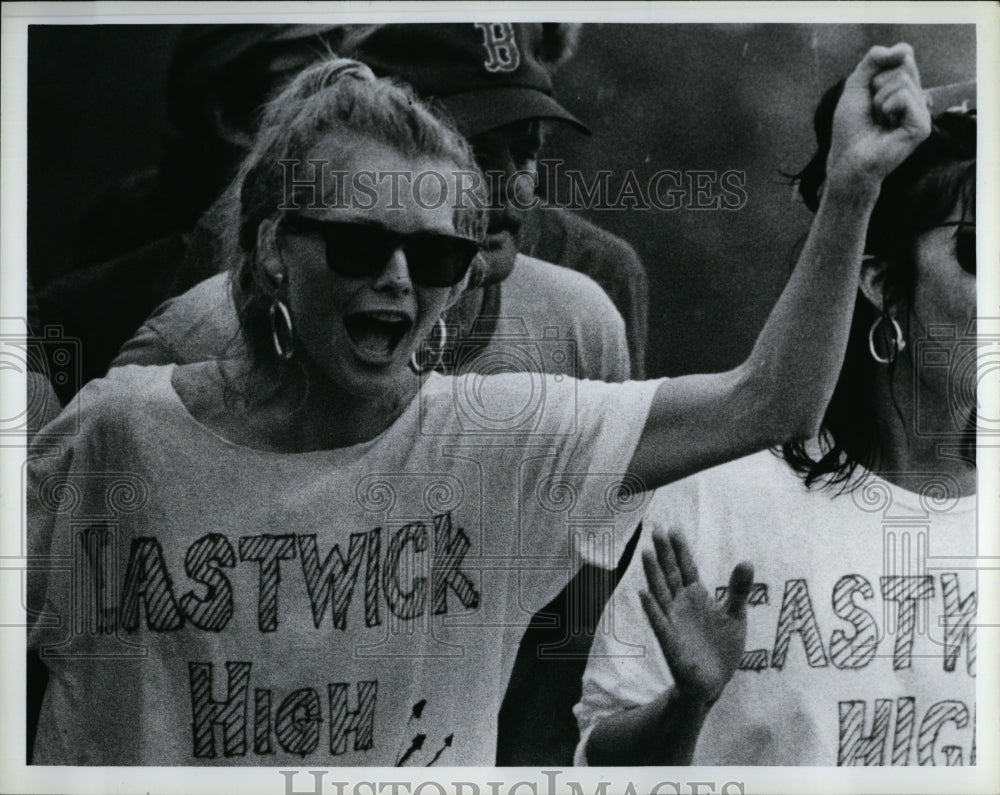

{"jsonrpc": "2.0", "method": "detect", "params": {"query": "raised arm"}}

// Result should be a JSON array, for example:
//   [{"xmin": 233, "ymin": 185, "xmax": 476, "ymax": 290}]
[{"xmin": 628, "ymin": 44, "xmax": 931, "ymax": 489}]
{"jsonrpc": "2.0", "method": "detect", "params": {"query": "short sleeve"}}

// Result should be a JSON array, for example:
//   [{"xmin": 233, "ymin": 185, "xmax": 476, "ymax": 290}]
[
  {"xmin": 566, "ymin": 242, "xmax": 645, "ymax": 382},
  {"xmin": 25, "ymin": 390, "xmax": 102, "ymax": 651},
  {"xmin": 420, "ymin": 373, "xmax": 663, "ymax": 620},
  {"xmin": 497, "ymin": 255, "xmax": 632, "ymax": 384},
  {"xmin": 520, "ymin": 207, "xmax": 649, "ymax": 379},
  {"xmin": 534, "ymin": 376, "xmax": 663, "ymax": 569},
  {"xmin": 26, "ymin": 373, "xmax": 63, "ymax": 438},
  {"xmin": 26, "ymin": 441, "xmax": 71, "ymax": 651},
  {"xmin": 25, "ymin": 369, "xmax": 154, "ymax": 651},
  {"xmin": 110, "ymin": 273, "xmax": 241, "ymax": 368},
  {"xmin": 112, "ymin": 318, "xmax": 177, "ymax": 368},
  {"xmin": 544, "ymin": 265, "xmax": 631, "ymax": 385},
  {"xmin": 588, "ymin": 304, "xmax": 631, "ymax": 384}
]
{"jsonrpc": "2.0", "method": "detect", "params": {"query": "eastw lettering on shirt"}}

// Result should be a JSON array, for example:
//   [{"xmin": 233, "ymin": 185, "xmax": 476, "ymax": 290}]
[
  {"xmin": 714, "ymin": 574, "xmax": 976, "ymax": 675},
  {"xmin": 82, "ymin": 511, "xmax": 480, "ymax": 633}
]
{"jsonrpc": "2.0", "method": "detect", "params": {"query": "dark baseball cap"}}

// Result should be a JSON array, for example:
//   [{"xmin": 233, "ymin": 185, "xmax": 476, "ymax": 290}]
[{"xmin": 354, "ymin": 23, "xmax": 591, "ymax": 139}]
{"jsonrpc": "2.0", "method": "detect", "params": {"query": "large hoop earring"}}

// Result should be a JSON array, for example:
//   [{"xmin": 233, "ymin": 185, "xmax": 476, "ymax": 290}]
[
  {"xmin": 270, "ymin": 298, "xmax": 295, "ymax": 361},
  {"xmin": 868, "ymin": 314, "xmax": 906, "ymax": 364},
  {"xmin": 409, "ymin": 317, "xmax": 448, "ymax": 375}
]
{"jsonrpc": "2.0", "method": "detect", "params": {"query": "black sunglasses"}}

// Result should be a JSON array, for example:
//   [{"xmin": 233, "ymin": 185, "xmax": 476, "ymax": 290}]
[
  {"xmin": 282, "ymin": 215, "xmax": 481, "ymax": 288},
  {"xmin": 925, "ymin": 221, "xmax": 976, "ymax": 276}
]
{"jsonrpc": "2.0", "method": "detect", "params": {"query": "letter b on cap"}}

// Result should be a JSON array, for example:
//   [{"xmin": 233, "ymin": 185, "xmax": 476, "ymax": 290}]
[{"xmin": 474, "ymin": 23, "xmax": 521, "ymax": 73}]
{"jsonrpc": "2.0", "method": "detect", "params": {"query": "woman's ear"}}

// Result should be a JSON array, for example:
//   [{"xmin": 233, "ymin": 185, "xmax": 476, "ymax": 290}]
[
  {"xmin": 858, "ymin": 254, "xmax": 889, "ymax": 313},
  {"xmin": 256, "ymin": 218, "xmax": 285, "ymax": 286}
]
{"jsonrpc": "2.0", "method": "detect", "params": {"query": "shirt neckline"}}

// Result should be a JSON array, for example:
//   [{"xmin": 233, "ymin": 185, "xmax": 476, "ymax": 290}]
[{"xmin": 146, "ymin": 362, "xmax": 435, "ymax": 462}]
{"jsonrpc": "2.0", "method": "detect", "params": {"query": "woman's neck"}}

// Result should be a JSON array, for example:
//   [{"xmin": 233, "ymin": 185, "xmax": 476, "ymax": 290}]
[
  {"xmin": 181, "ymin": 357, "xmax": 420, "ymax": 453},
  {"xmin": 868, "ymin": 362, "xmax": 976, "ymax": 498}
]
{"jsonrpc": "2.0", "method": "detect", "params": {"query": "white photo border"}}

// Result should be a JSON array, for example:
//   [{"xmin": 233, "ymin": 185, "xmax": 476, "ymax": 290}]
[{"xmin": 2, "ymin": 3, "xmax": 998, "ymax": 794}]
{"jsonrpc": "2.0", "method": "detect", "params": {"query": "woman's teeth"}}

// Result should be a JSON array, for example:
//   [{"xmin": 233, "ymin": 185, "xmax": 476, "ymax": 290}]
[{"xmin": 344, "ymin": 313, "xmax": 412, "ymax": 361}]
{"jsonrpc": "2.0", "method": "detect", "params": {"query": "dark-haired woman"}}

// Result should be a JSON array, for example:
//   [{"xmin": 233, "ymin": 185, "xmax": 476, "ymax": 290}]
[
  {"xmin": 575, "ymin": 85, "xmax": 976, "ymax": 767},
  {"xmin": 28, "ymin": 45, "xmax": 927, "ymax": 766}
]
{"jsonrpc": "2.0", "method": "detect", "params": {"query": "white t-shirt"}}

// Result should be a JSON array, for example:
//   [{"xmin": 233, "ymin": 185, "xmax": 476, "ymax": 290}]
[
  {"xmin": 575, "ymin": 450, "xmax": 977, "ymax": 767},
  {"xmin": 28, "ymin": 364, "xmax": 660, "ymax": 766}
]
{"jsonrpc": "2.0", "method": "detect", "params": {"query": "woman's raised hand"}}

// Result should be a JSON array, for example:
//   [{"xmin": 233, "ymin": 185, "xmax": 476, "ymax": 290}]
[
  {"xmin": 639, "ymin": 530, "xmax": 753, "ymax": 706},
  {"xmin": 828, "ymin": 43, "xmax": 932, "ymax": 190}
]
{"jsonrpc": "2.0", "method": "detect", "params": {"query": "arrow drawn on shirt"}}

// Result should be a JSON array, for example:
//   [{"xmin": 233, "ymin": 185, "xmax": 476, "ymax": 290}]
[
  {"xmin": 396, "ymin": 734, "xmax": 425, "ymax": 766},
  {"xmin": 425, "ymin": 734, "xmax": 453, "ymax": 766},
  {"xmin": 393, "ymin": 700, "xmax": 428, "ymax": 765}
]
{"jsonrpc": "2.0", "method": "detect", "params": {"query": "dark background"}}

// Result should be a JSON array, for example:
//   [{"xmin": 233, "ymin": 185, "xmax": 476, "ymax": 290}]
[{"xmin": 27, "ymin": 23, "xmax": 976, "ymax": 379}]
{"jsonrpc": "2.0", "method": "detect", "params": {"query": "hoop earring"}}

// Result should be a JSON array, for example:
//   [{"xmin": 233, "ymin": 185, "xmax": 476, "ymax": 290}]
[
  {"xmin": 868, "ymin": 314, "xmax": 906, "ymax": 364},
  {"xmin": 409, "ymin": 317, "xmax": 448, "ymax": 375},
  {"xmin": 270, "ymin": 298, "xmax": 295, "ymax": 361}
]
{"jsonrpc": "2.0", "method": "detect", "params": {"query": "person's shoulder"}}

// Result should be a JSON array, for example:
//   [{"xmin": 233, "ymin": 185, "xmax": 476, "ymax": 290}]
[
  {"xmin": 114, "ymin": 272, "xmax": 238, "ymax": 369},
  {"xmin": 648, "ymin": 449, "xmax": 803, "ymax": 509},
  {"xmin": 419, "ymin": 369, "xmax": 548, "ymax": 402},
  {"xmin": 542, "ymin": 208, "xmax": 644, "ymax": 267},
  {"xmin": 504, "ymin": 255, "xmax": 628, "ymax": 380},
  {"xmin": 143, "ymin": 271, "xmax": 233, "ymax": 333},
  {"xmin": 103, "ymin": 361, "xmax": 175, "ymax": 399},
  {"xmin": 417, "ymin": 369, "xmax": 581, "ymax": 435},
  {"xmin": 163, "ymin": 271, "xmax": 231, "ymax": 312},
  {"xmin": 548, "ymin": 208, "xmax": 638, "ymax": 251},
  {"xmin": 509, "ymin": 253, "xmax": 621, "ymax": 314},
  {"xmin": 32, "ymin": 365, "xmax": 176, "ymax": 446},
  {"xmin": 81, "ymin": 366, "xmax": 176, "ymax": 423}
]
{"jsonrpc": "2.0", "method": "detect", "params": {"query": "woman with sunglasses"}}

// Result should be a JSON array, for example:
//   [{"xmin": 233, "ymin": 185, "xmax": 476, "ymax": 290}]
[
  {"xmin": 27, "ymin": 46, "xmax": 930, "ymax": 766},
  {"xmin": 575, "ymin": 84, "xmax": 977, "ymax": 767}
]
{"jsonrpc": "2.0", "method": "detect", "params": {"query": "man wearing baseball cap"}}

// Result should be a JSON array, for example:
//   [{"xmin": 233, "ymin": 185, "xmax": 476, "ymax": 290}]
[{"xmin": 353, "ymin": 23, "xmax": 648, "ymax": 377}]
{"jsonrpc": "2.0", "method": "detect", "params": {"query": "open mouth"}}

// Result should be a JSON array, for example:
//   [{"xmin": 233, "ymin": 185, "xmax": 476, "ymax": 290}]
[{"xmin": 343, "ymin": 311, "xmax": 413, "ymax": 363}]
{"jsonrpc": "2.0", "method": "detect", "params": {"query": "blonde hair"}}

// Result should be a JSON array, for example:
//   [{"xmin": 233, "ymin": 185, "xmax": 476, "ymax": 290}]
[{"xmin": 231, "ymin": 56, "xmax": 488, "ymax": 367}]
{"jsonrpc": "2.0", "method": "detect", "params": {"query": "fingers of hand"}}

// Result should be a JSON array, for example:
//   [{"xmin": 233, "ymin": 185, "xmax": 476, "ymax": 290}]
[
  {"xmin": 872, "ymin": 69, "xmax": 929, "ymax": 130},
  {"xmin": 855, "ymin": 42, "xmax": 918, "ymax": 86},
  {"xmin": 725, "ymin": 562, "xmax": 755, "ymax": 618},
  {"xmin": 871, "ymin": 66, "xmax": 916, "ymax": 99},
  {"xmin": 883, "ymin": 91, "xmax": 931, "ymax": 139},
  {"xmin": 642, "ymin": 547, "xmax": 674, "ymax": 615},
  {"xmin": 639, "ymin": 589, "xmax": 675, "ymax": 653},
  {"xmin": 668, "ymin": 530, "xmax": 700, "ymax": 588},
  {"xmin": 652, "ymin": 530, "xmax": 683, "ymax": 596}
]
